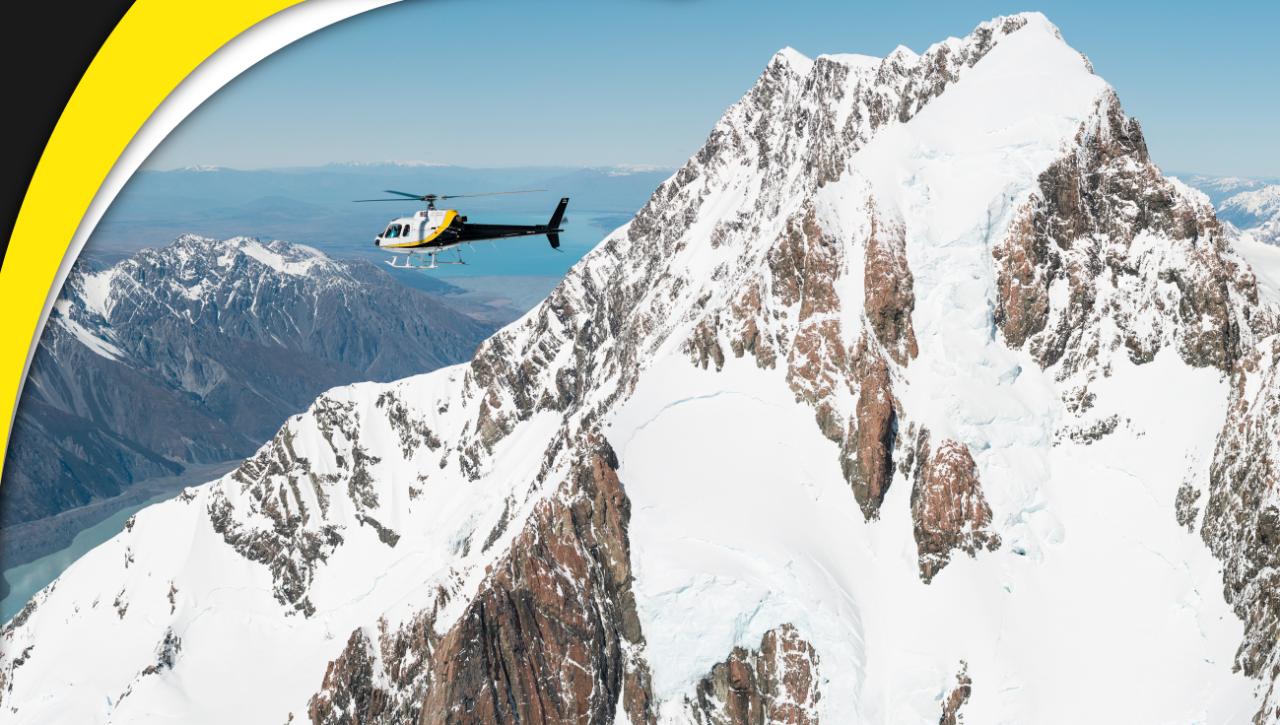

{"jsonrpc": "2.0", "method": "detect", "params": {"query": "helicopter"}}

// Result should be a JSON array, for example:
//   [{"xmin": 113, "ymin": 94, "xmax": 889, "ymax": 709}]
[{"xmin": 356, "ymin": 189, "xmax": 569, "ymax": 269}]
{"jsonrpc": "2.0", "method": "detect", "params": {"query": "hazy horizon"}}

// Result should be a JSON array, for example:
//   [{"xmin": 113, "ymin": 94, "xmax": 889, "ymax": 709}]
[{"xmin": 145, "ymin": 1, "xmax": 1279, "ymax": 178}]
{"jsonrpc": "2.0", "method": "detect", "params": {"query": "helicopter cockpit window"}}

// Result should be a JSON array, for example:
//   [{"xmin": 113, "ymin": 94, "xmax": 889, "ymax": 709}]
[
  {"xmin": 384, "ymin": 225, "xmax": 399, "ymax": 238},
  {"xmin": 401, "ymin": 224, "xmax": 411, "ymax": 236}
]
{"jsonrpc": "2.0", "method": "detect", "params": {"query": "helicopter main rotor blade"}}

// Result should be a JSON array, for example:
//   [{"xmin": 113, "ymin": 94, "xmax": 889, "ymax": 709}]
[
  {"xmin": 353, "ymin": 198, "xmax": 422, "ymax": 203},
  {"xmin": 353, "ymin": 189, "xmax": 547, "ymax": 203},
  {"xmin": 438, "ymin": 189, "xmax": 546, "ymax": 200}
]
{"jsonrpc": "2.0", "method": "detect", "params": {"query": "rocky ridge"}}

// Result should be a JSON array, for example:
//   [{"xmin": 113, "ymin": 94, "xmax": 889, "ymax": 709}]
[{"xmin": 686, "ymin": 625, "xmax": 821, "ymax": 725}]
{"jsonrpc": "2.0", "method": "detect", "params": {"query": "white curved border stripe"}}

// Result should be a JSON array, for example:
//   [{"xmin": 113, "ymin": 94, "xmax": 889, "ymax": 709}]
[{"xmin": 14, "ymin": 0, "xmax": 399, "ymax": 430}]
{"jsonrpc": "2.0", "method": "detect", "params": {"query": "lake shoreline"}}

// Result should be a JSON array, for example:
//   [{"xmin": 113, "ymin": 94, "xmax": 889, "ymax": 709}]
[{"xmin": 0, "ymin": 460, "xmax": 240, "ymax": 619}]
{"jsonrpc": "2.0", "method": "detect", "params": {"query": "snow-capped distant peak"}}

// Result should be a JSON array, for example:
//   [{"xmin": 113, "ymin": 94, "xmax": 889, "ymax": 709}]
[
  {"xmin": 228, "ymin": 238, "xmax": 330, "ymax": 276},
  {"xmin": 1202, "ymin": 183, "xmax": 1280, "ymax": 246},
  {"xmin": 1223, "ymin": 185, "xmax": 1280, "ymax": 215},
  {"xmin": 145, "ymin": 234, "xmax": 336, "ymax": 278},
  {"xmin": 886, "ymin": 44, "xmax": 919, "ymax": 64},
  {"xmin": 771, "ymin": 46, "xmax": 813, "ymax": 73},
  {"xmin": 602, "ymin": 164, "xmax": 669, "ymax": 176},
  {"xmin": 49, "ymin": 235, "xmax": 355, "ymax": 351},
  {"xmin": 329, "ymin": 159, "xmax": 449, "ymax": 168}
]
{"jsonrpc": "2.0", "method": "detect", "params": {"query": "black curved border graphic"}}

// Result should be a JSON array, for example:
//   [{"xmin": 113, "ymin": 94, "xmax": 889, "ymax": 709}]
[{"xmin": 0, "ymin": 0, "xmax": 136, "ymax": 272}]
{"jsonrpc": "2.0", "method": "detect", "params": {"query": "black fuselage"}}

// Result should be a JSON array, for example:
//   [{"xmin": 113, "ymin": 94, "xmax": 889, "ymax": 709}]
[{"xmin": 375, "ymin": 197, "xmax": 568, "ymax": 253}]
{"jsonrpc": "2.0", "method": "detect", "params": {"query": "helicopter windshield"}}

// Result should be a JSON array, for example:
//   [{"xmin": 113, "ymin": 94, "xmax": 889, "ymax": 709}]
[{"xmin": 384, "ymin": 225, "xmax": 399, "ymax": 238}]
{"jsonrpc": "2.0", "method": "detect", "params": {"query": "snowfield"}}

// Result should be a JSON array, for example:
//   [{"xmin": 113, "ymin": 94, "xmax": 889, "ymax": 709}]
[{"xmin": 614, "ymin": 352, "xmax": 1254, "ymax": 723}]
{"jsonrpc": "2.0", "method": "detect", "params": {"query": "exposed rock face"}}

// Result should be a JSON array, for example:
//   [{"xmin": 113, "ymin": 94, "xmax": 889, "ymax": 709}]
[
  {"xmin": 1201, "ymin": 336, "xmax": 1280, "ymax": 722},
  {"xmin": 775, "ymin": 207, "xmax": 847, "ymax": 427},
  {"xmin": 308, "ymin": 439, "xmax": 656, "ymax": 725},
  {"xmin": 767, "ymin": 206, "xmax": 900, "ymax": 518},
  {"xmin": 992, "ymin": 92, "xmax": 1262, "ymax": 381},
  {"xmin": 759, "ymin": 204, "xmax": 912, "ymax": 519},
  {"xmin": 863, "ymin": 212, "xmax": 918, "ymax": 366},
  {"xmin": 1175, "ymin": 481, "xmax": 1202, "ymax": 531},
  {"xmin": 687, "ymin": 625, "xmax": 821, "ymax": 725},
  {"xmin": 912, "ymin": 439, "xmax": 1000, "ymax": 583},
  {"xmin": 938, "ymin": 662, "xmax": 972, "ymax": 725},
  {"xmin": 206, "ymin": 393, "xmax": 398, "ymax": 616},
  {"xmin": 689, "ymin": 196, "xmax": 911, "ymax": 523},
  {"xmin": 846, "ymin": 356, "xmax": 898, "ymax": 518}
]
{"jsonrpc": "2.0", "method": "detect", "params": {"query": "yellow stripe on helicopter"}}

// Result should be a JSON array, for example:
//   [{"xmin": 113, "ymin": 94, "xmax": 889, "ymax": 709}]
[{"xmin": 383, "ymin": 210, "xmax": 457, "ymax": 248}]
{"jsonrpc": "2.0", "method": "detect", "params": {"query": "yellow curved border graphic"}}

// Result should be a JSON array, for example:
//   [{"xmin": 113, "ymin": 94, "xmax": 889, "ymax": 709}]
[{"xmin": 0, "ymin": 1, "xmax": 308, "ymax": 475}]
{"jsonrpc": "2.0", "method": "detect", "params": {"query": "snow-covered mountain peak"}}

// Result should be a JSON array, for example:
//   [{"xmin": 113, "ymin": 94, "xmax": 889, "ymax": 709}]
[
  {"xmin": 141, "ymin": 234, "xmax": 338, "ymax": 278},
  {"xmin": 769, "ymin": 46, "xmax": 812, "ymax": 74},
  {"xmin": 1220, "ymin": 185, "xmax": 1280, "ymax": 245},
  {"xmin": 1226, "ymin": 185, "xmax": 1280, "ymax": 212},
  {"xmin": 1180, "ymin": 176, "xmax": 1280, "ymax": 246},
  {"xmin": 46, "ymin": 236, "xmax": 363, "ymax": 371}
]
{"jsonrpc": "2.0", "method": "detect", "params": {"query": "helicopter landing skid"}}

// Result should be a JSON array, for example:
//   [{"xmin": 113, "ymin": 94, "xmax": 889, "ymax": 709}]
[{"xmin": 386, "ymin": 250, "xmax": 466, "ymax": 270}]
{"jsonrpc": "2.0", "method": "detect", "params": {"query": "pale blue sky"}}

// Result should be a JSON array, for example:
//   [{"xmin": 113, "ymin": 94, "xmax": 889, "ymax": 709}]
[{"xmin": 147, "ymin": 0, "xmax": 1279, "ymax": 177}]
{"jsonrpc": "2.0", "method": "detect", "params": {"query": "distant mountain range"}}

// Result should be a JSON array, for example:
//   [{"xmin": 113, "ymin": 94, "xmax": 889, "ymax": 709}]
[
  {"xmin": 88, "ymin": 163, "xmax": 673, "ymax": 261},
  {"xmin": 1, "ymin": 236, "xmax": 493, "ymax": 532},
  {"xmin": 1181, "ymin": 174, "xmax": 1280, "ymax": 244}
]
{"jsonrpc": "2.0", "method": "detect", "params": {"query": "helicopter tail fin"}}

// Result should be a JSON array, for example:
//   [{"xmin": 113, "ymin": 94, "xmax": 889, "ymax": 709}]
[
  {"xmin": 548, "ymin": 197, "xmax": 569, "ymax": 231},
  {"xmin": 547, "ymin": 231, "xmax": 561, "ymax": 250}
]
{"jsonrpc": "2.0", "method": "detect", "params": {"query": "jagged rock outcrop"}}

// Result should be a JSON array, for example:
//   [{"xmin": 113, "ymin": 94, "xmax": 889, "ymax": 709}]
[
  {"xmin": 687, "ymin": 625, "xmax": 821, "ymax": 725},
  {"xmin": 938, "ymin": 662, "xmax": 972, "ymax": 725},
  {"xmin": 911, "ymin": 438, "xmax": 1000, "ymax": 583},
  {"xmin": 308, "ymin": 438, "xmax": 656, "ymax": 725},
  {"xmin": 1175, "ymin": 481, "xmax": 1202, "ymax": 531},
  {"xmin": 992, "ymin": 92, "xmax": 1262, "ymax": 381},
  {"xmin": 206, "ymin": 393, "xmax": 399, "ymax": 616},
  {"xmin": 1201, "ymin": 335, "xmax": 1280, "ymax": 723},
  {"xmin": 863, "ymin": 212, "xmax": 918, "ymax": 366},
  {"xmin": 766, "ymin": 205, "xmax": 904, "ymax": 518}
]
